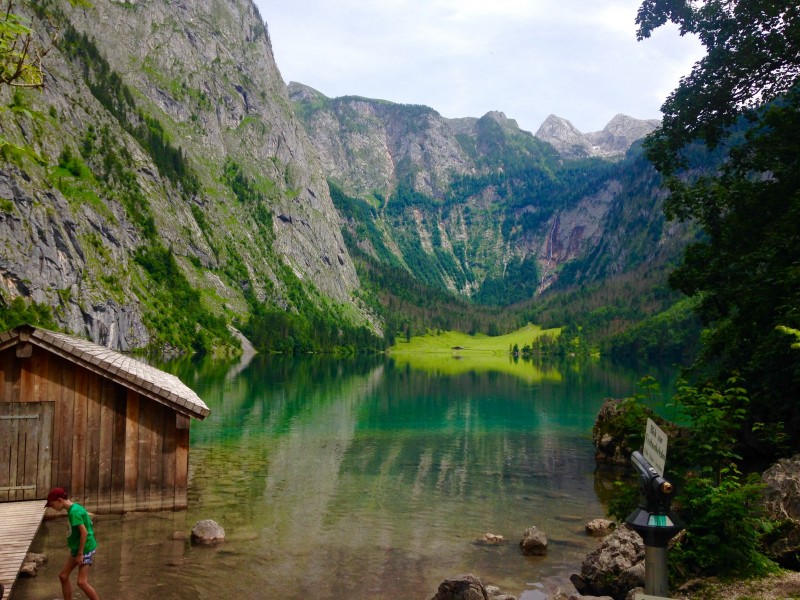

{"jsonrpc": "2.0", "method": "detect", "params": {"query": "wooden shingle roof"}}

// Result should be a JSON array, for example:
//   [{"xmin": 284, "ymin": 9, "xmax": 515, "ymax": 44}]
[{"xmin": 0, "ymin": 325, "xmax": 209, "ymax": 419}]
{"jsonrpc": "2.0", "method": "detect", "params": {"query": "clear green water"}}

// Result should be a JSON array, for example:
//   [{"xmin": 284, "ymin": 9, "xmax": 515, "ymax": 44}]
[{"xmin": 15, "ymin": 355, "xmax": 672, "ymax": 599}]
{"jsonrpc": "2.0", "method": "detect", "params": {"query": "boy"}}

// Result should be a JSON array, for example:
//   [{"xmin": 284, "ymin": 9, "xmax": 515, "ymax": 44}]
[{"xmin": 45, "ymin": 488, "xmax": 100, "ymax": 600}]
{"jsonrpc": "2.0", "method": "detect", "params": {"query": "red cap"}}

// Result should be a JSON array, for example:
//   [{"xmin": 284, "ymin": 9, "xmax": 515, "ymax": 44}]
[{"xmin": 45, "ymin": 487, "xmax": 68, "ymax": 507}]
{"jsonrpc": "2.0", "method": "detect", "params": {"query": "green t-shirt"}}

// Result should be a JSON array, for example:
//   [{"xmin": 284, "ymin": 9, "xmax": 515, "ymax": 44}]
[{"xmin": 66, "ymin": 503, "xmax": 97, "ymax": 555}]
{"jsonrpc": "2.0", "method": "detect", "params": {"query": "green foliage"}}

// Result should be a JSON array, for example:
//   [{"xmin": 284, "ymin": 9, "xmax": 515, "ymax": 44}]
[
  {"xmin": 670, "ymin": 469, "xmax": 777, "ymax": 581},
  {"xmin": 474, "ymin": 255, "xmax": 539, "ymax": 305},
  {"xmin": 672, "ymin": 376, "xmax": 750, "ymax": 483},
  {"xmin": 221, "ymin": 158, "xmax": 276, "ymax": 240},
  {"xmin": 0, "ymin": 296, "xmax": 58, "ymax": 330},
  {"xmin": 601, "ymin": 373, "xmax": 778, "ymax": 582},
  {"xmin": 636, "ymin": 0, "xmax": 800, "ymax": 165},
  {"xmin": 525, "ymin": 264, "xmax": 688, "ymax": 356},
  {"xmin": 609, "ymin": 377, "xmax": 662, "ymax": 454},
  {"xmin": 242, "ymin": 303, "xmax": 384, "ymax": 355},
  {"xmin": 605, "ymin": 296, "xmax": 701, "ymax": 362},
  {"xmin": 134, "ymin": 245, "xmax": 235, "ymax": 355},
  {"xmin": 637, "ymin": 0, "xmax": 800, "ymax": 455},
  {"xmin": 330, "ymin": 181, "xmax": 401, "ymax": 268},
  {"xmin": 345, "ymin": 236, "xmax": 508, "ymax": 341},
  {"xmin": 777, "ymin": 325, "xmax": 800, "ymax": 350},
  {"xmin": 0, "ymin": 0, "xmax": 54, "ymax": 88}
]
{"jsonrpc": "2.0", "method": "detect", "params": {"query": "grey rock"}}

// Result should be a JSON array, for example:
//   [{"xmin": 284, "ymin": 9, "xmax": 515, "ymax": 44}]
[
  {"xmin": 1, "ymin": 0, "xmax": 365, "ymax": 352},
  {"xmin": 762, "ymin": 453, "xmax": 800, "ymax": 565},
  {"xmin": 592, "ymin": 399, "xmax": 638, "ymax": 464},
  {"xmin": 431, "ymin": 574, "xmax": 489, "ymax": 600},
  {"xmin": 24, "ymin": 552, "xmax": 47, "ymax": 566},
  {"xmin": 535, "ymin": 114, "xmax": 659, "ymax": 159},
  {"xmin": 570, "ymin": 525, "xmax": 645, "ymax": 600},
  {"xmin": 520, "ymin": 525, "xmax": 548, "ymax": 556},
  {"xmin": 486, "ymin": 584, "xmax": 517, "ymax": 599},
  {"xmin": 586, "ymin": 519, "xmax": 616, "ymax": 537},
  {"xmin": 18, "ymin": 561, "xmax": 38, "ymax": 577},
  {"xmin": 190, "ymin": 519, "xmax": 225, "ymax": 546},
  {"xmin": 625, "ymin": 588, "xmax": 644, "ymax": 600},
  {"xmin": 549, "ymin": 591, "xmax": 614, "ymax": 600}
]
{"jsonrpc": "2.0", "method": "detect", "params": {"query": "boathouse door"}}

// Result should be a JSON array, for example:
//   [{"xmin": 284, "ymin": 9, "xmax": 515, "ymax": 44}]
[{"xmin": 0, "ymin": 402, "xmax": 54, "ymax": 502}]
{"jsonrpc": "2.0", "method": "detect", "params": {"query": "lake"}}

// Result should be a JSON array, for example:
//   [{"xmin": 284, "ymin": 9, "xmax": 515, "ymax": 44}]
[{"xmin": 14, "ymin": 354, "xmax": 673, "ymax": 599}]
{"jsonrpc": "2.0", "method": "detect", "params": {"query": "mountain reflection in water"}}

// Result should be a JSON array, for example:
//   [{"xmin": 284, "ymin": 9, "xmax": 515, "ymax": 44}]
[{"xmin": 16, "ymin": 354, "xmax": 674, "ymax": 600}]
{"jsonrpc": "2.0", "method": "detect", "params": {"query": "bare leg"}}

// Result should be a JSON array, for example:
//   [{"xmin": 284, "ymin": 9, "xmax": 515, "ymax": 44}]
[
  {"xmin": 77, "ymin": 564, "xmax": 100, "ymax": 600},
  {"xmin": 58, "ymin": 556, "xmax": 77, "ymax": 600}
]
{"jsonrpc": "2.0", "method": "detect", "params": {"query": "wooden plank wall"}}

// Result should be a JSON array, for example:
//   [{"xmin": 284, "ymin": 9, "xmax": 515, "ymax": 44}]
[
  {"xmin": 0, "ymin": 346, "xmax": 190, "ymax": 512},
  {"xmin": 0, "ymin": 403, "xmax": 53, "ymax": 501}
]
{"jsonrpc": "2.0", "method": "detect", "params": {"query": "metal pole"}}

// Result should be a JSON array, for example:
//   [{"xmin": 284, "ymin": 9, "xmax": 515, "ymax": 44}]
[{"xmin": 644, "ymin": 545, "xmax": 669, "ymax": 596}]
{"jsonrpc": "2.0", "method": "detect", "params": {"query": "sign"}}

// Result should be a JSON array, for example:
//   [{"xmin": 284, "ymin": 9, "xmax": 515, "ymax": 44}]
[
  {"xmin": 635, "ymin": 595, "xmax": 671, "ymax": 600},
  {"xmin": 643, "ymin": 418, "xmax": 668, "ymax": 476}
]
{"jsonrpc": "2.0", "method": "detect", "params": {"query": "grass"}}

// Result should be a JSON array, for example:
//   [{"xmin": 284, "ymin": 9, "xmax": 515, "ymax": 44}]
[
  {"xmin": 389, "ymin": 324, "xmax": 563, "ymax": 382},
  {"xmin": 391, "ymin": 324, "xmax": 560, "ymax": 355}
]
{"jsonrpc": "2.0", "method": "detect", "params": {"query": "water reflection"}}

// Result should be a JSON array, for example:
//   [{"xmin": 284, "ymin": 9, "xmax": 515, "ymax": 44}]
[{"xmin": 15, "ymin": 355, "xmax": 674, "ymax": 600}]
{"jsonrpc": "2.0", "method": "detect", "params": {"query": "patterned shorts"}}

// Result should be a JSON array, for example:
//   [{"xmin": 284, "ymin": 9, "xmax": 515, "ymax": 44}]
[{"xmin": 72, "ymin": 549, "xmax": 96, "ymax": 566}]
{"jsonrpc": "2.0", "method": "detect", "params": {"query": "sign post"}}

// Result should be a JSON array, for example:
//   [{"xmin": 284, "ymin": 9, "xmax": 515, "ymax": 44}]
[
  {"xmin": 643, "ymin": 418, "xmax": 667, "ymax": 476},
  {"xmin": 626, "ymin": 420, "xmax": 684, "ymax": 599}
]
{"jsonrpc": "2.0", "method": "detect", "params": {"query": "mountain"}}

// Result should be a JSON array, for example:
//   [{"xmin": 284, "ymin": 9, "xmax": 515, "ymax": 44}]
[
  {"xmin": 1, "ymin": 0, "xmax": 365, "ymax": 352},
  {"xmin": 288, "ymin": 85, "xmax": 688, "ymax": 303},
  {"xmin": 1, "ymin": 1, "xmax": 687, "ymax": 353},
  {"xmin": 535, "ymin": 114, "xmax": 661, "ymax": 159}
]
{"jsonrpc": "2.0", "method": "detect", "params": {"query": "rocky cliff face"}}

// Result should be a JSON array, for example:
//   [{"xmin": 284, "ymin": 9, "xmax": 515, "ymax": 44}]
[
  {"xmin": 535, "ymin": 114, "xmax": 660, "ymax": 159},
  {"xmin": 288, "ymin": 83, "xmax": 475, "ymax": 199},
  {"xmin": 290, "ymin": 86, "xmax": 676, "ymax": 299},
  {"xmin": 0, "ymin": 0, "xmax": 362, "ymax": 350}
]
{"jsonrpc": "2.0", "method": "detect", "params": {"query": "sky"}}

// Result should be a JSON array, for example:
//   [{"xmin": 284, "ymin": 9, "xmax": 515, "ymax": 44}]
[{"xmin": 254, "ymin": 0, "xmax": 706, "ymax": 134}]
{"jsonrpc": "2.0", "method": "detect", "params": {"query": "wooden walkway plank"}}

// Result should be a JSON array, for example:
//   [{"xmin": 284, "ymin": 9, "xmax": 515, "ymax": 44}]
[{"xmin": 0, "ymin": 500, "xmax": 46, "ymax": 600}]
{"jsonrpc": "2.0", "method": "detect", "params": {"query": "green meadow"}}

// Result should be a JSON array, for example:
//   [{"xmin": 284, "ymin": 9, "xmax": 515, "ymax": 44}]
[{"xmin": 389, "ymin": 324, "xmax": 563, "ymax": 383}]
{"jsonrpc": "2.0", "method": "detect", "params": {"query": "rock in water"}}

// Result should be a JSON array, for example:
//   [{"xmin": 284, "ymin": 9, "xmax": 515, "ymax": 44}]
[
  {"xmin": 431, "ymin": 574, "xmax": 489, "ymax": 600},
  {"xmin": 191, "ymin": 519, "xmax": 225, "ymax": 546},
  {"xmin": 585, "ymin": 519, "xmax": 616, "ymax": 537},
  {"xmin": 519, "ymin": 526, "xmax": 548, "ymax": 556}
]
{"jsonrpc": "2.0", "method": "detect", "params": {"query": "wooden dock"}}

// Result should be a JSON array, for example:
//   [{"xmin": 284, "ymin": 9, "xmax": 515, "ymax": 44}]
[{"xmin": 0, "ymin": 500, "xmax": 46, "ymax": 600}]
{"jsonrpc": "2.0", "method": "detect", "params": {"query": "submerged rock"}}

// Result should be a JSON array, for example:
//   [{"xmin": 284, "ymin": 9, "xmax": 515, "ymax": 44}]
[{"xmin": 431, "ymin": 574, "xmax": 489, "ymax": 600}]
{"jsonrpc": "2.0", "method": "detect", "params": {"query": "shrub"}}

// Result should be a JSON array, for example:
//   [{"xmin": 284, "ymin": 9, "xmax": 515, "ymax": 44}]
[{"xmin": 670, "ymin": 468, "xmax": 777, "ymax": 581}]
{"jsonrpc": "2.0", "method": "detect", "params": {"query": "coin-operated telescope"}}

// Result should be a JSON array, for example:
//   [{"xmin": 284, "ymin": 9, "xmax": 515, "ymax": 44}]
[{"xmin": 625, "ymin": 450, "xmax": 684, "ymax": 596}]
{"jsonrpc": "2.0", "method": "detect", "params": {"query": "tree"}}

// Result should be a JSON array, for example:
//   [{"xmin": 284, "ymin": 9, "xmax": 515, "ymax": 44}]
[
  {"xmin": 1, "ymin": 0, "xmax": 88, "ymax": 88},
  {"xmin": 637, "ymin": 0, "xmax": 800, "ymax": 454},
  {"xmin": 1, "ymin": 0, "xmax": 52, "ymax": 87}
]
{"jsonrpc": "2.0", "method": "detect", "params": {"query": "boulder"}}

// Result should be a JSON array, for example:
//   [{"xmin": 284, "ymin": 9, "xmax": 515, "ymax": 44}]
[
  {"xmin": 18, "ymin": 561, "xmax": 38, "ymax": 577},
  {"xmin": 190, "ymin": 519, "xmax": 225, "ymax": 546},
  {"xmin": 25, "ymin": 552, "xmax": 47, "ymax": 566},
  {"xmin": 483, "ymin": 533, "xmax": 505, "ymax": 544},
  {"xmin": 570, "ymin": 525, "xmax": 644, "ymax": 600},
  {"xmin": 431, "ymin": 574, "xmax": 489, "ymax": 600},
  {"xmin": 485, "ymin": 584, "xmax": 516, "ymax": 599},
  {"xmin": 762, "ymin": 454, "xmax": 800, "ymax": 566},
  {"xmin": 519, "ymin": 526, "xmax": 548, "ymax": 556},
  {"xmin": 586, "ymin": 519, "xmax": 616, "ymax": 537},
  {"xmin": 547, "ymin": 591, "xmax": 613, "ymax": 600},
  {"xmin": 592, "ymin": 399, "xmax": 636, "ymax": 464},
  {"xmin": 18, "ymin": 552, "xmax": 48, "ymax": 577}
]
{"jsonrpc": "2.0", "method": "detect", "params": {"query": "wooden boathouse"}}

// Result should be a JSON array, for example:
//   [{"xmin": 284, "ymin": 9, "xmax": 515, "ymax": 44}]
[{"xmin": 0, "ymin": 324, "xmax": 210, "ymax": 513}]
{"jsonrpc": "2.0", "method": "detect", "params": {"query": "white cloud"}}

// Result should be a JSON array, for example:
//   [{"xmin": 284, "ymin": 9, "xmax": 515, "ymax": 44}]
[{"xmin": 258, "ymin": 0, "xmax": 705, "ymax": 132}]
